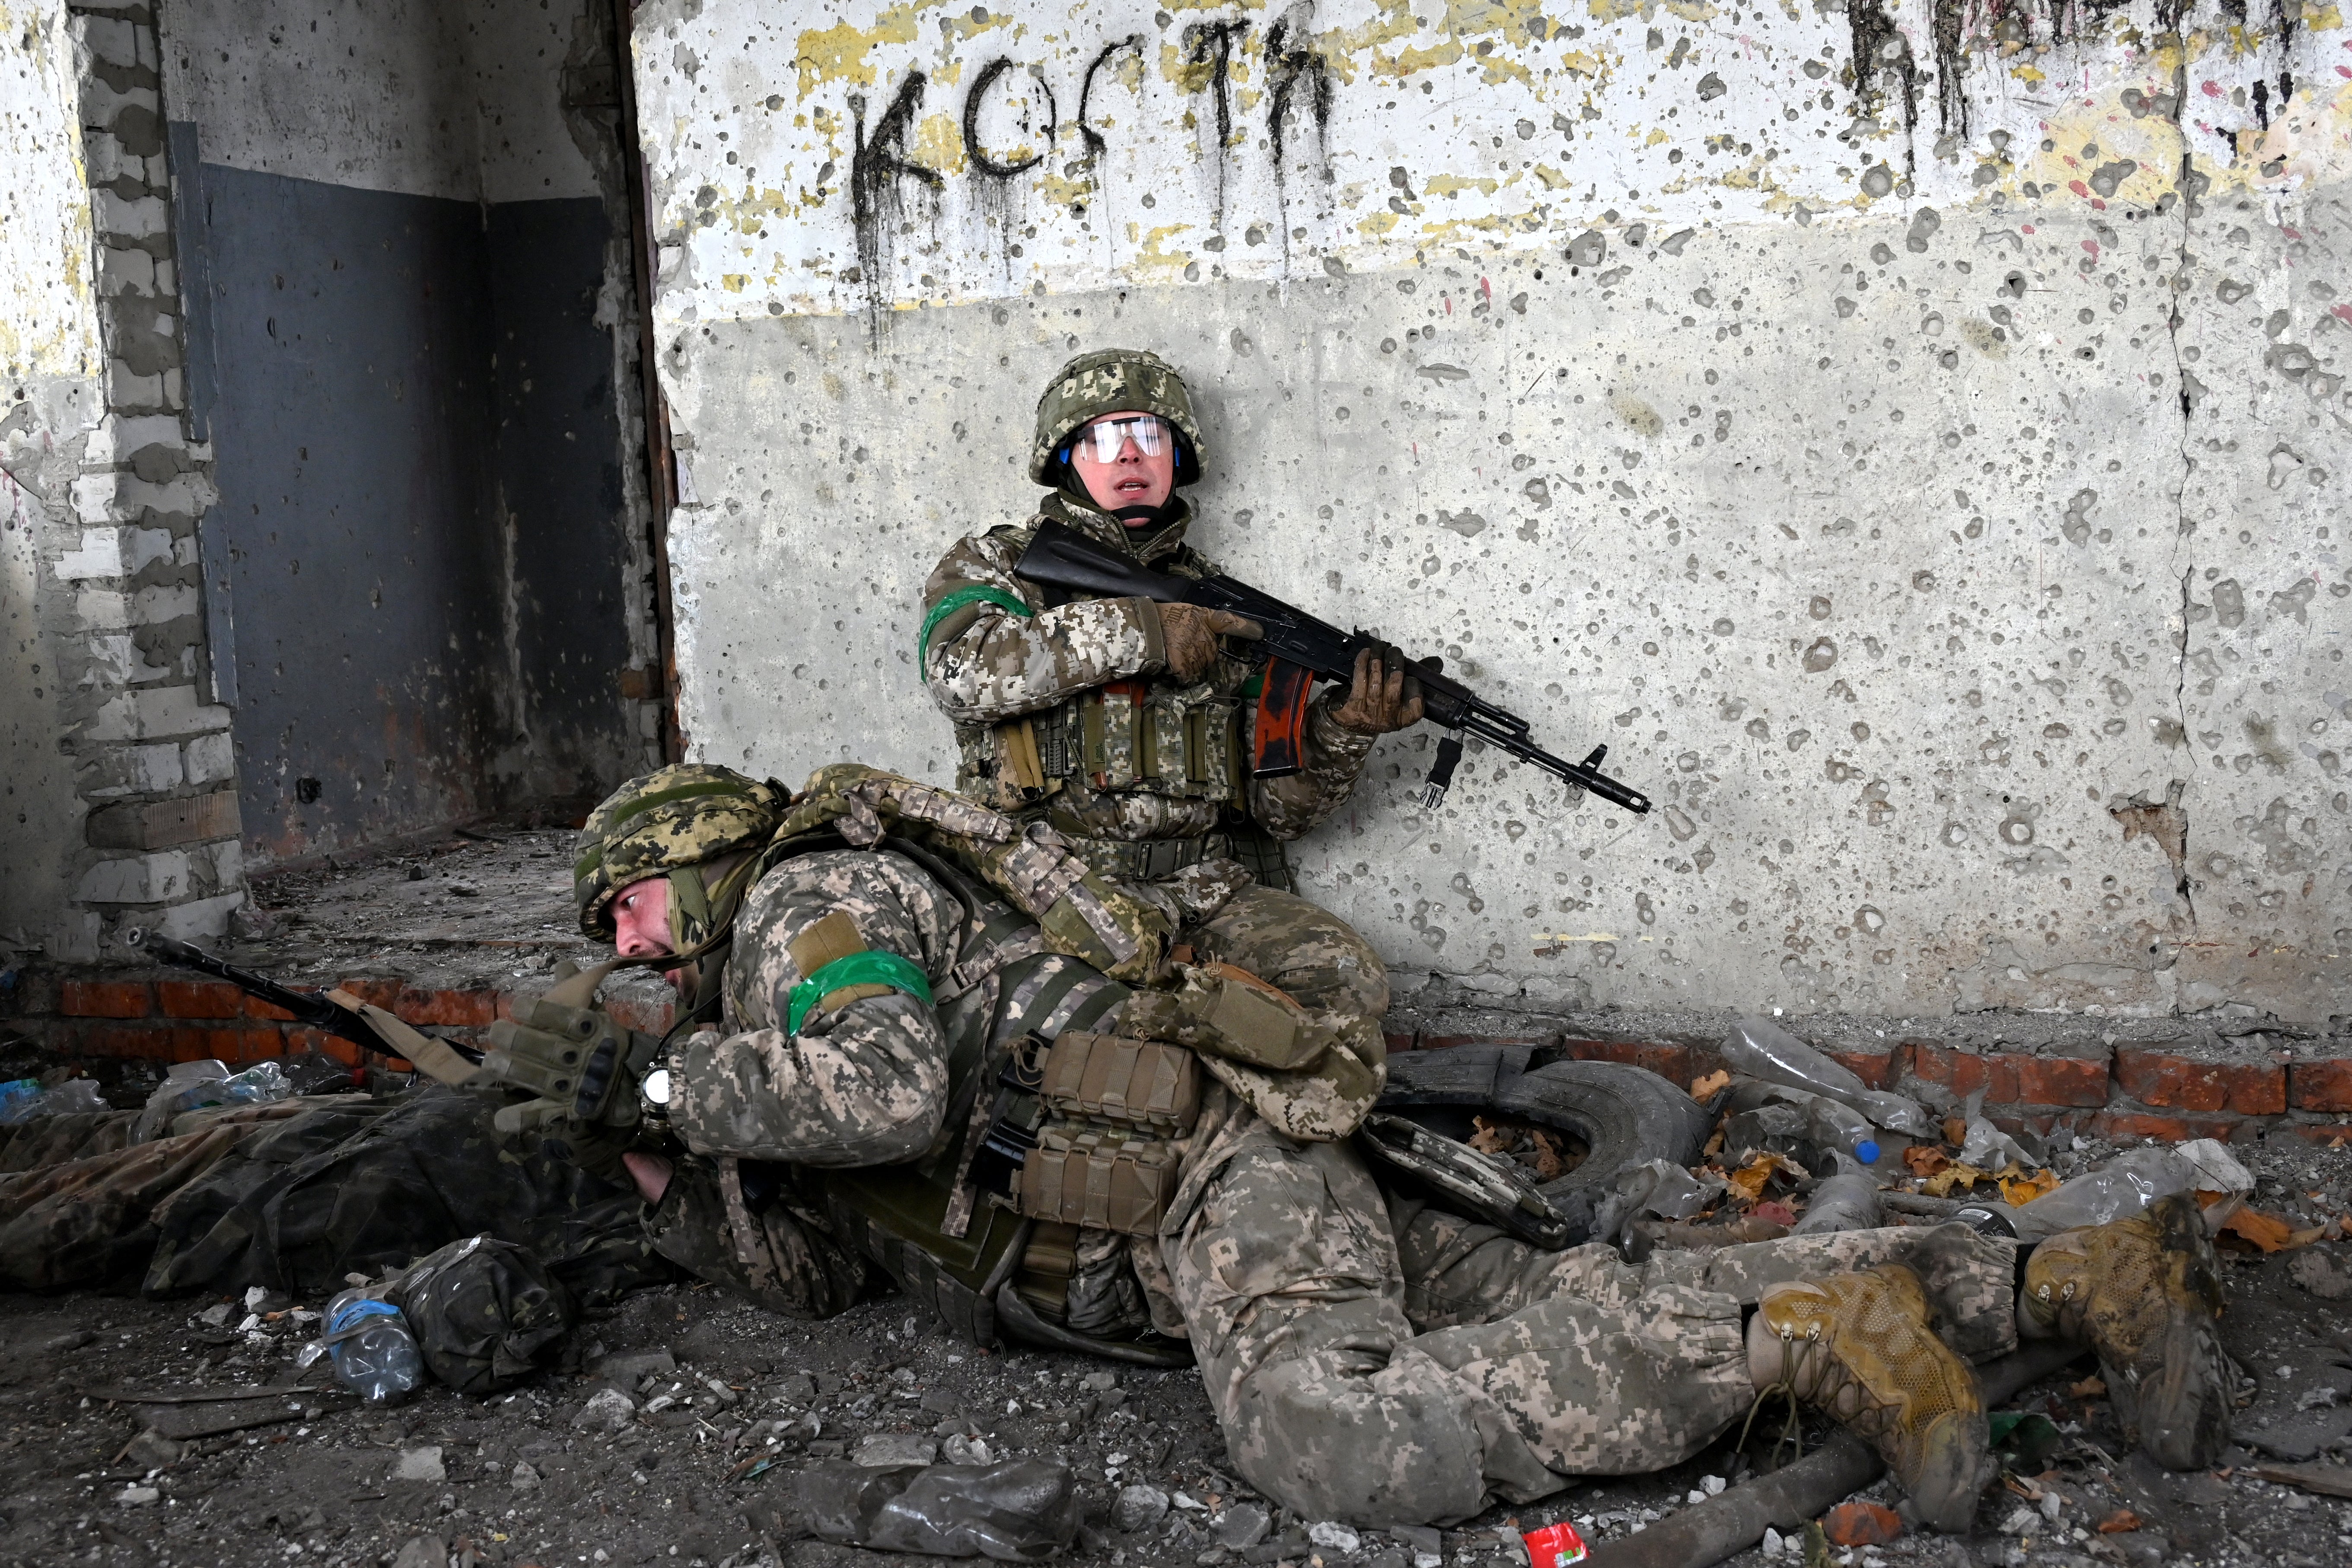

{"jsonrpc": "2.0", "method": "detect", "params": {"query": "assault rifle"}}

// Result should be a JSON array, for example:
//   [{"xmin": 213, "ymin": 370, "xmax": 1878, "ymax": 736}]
[
  {"xmin": 124, "ymin": 928, "xmax": 486, "ymax": 1079},
  {"xmin": 1012, "ymin": 519, "xmax": 1652, "ymax": 816}
]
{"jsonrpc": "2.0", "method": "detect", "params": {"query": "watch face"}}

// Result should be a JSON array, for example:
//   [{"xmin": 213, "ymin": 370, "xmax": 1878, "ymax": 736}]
[{"xmin": 642, "ymin": 1067, "xmax": 673, "ymax": 1107}]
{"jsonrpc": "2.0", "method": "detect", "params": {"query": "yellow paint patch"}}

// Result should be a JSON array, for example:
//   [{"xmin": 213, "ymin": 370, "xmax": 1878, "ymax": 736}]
[
  {"xmin": 2011, "ymin": 61, "xmax": 2047, "ymax": 81},
  {"xmin": 1382, "ymin": 38, "xmax": 1466, "ymax": 76},
  {"xmin": 1644, "ymin": 127, "xmax": 1670, "ymax": 145},
  {"xmin": 1534, "ymin": 163, "xmax": 1570, "ymax": 188},
  {"xmin": 722, "ymin": 274, "xmax": 748, "ymax": 293},
  {"xmin": 1131, "ymin": 222, "xmax": 1196, "ymax": 274},
  {"xmin": 1358, "ymin": 210, "xmax": 1402, "ymax": 235},
  {"xmin": 793, "ymin": 0, "xmax": 939, "ymax": 102},
  {"xmin": 912, "ymin": 111, "xmax": 968, "ymax": 175},
  {"xmin": 1312, "ymin": 0, "xmax": 1420, "ymax": 85},
  {"xmin": 1560, "ymin": 48, "xmax": 1606, "ymax": 74},
  {"xmin": 2006, "ymin": 93, "xmax": 2190, "ymax": 207},
  {"xmin": 1424, "ymin": 172, "xmax": 1504, "ymax": 196},
  {"xmin": 1035, "ymin": 170, "xmax": 1093, "ymax": 210}
]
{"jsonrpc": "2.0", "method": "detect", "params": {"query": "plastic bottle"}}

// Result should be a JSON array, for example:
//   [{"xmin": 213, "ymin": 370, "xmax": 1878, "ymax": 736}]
[
  {"xmin": 1802, "ymin": 1094, "xmax": 1881, "ymax": 1165},
  {"xmin": 219, "ymin": 1060, "xmax": 290, "ymax": 1104},
  {"xmin": 321, "ymin": 1289, "xmax": 425, "ymax": 1406},
  {"xmin": 1720, "ymin": 1018, "xmax": 1934, "ymax": 1136},
  {"xmin": 0, "ymin": 1078, "xmax": 109, "ymax": 1125},
  {"xmin": 0, "ymin": 1079, "xmax": 45, "ymax": 1125},
  {"xmin": 789, "ymin": 1457, "xmax": 1080, "ymax": 1558},
  {"xmin": 1791, "ymin": 1171, "xmax": 1884, "ymax": 1236},
  {"xmin": 2006, "ymin": 1143, "xmax": 2251, "ymax": 1242}
]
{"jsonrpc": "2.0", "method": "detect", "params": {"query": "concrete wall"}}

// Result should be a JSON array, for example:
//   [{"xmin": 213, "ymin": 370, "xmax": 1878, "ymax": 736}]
[
  {"xmin": 631, "ymin": 0, "xmax": 2352, "ymax": 1027},
  {"xmin": 160, "ymin": 0, "xmax": 661, "ymax": 862},
  {"xmin": 1, "ymin": 0, "xmax": 107, "ymax": 961}
]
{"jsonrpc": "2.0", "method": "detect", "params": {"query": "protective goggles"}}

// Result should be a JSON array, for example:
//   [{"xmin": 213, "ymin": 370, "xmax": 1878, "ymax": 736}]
[{"xmin": 1071, "ymin": 413, "xmax": 1169, "ymax": 463}]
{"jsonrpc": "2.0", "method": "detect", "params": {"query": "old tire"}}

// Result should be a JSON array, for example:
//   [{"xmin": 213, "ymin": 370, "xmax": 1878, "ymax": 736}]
[{"xmin": 1376, "ymin": 1045, "xmax": 1713, "ymax": 1245}]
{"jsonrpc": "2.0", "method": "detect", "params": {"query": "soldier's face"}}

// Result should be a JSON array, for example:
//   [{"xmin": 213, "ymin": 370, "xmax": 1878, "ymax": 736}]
[
  {"xmin": 1071, "ymin": 408, "xmax": 1176, "ymax": 515},
  {"xmin": 611, "ymin": 875, "xmax": 673, "ymax": 960}
]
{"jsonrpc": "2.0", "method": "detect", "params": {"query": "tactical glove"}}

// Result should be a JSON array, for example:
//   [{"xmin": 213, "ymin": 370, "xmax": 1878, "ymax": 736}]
[
  {"xmin": 1156, "ymin": 602, "xmax": 1262, "ymax": 683},
  {"xmin": 482, "ymin": 962, "xmax": 665, "ymax": 1129}
]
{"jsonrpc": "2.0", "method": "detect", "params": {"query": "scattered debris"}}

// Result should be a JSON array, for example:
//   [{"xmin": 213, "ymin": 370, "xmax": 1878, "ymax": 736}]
[{"xmin": 1821, "ymin": 1499, "xmax": 1901, "ymax": 1545}]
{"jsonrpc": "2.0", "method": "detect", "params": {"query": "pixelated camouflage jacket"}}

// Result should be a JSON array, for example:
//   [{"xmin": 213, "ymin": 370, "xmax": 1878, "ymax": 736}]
[{"xmin": 920, "ymin": 491, "xmax": 1375, "ymax": 843}]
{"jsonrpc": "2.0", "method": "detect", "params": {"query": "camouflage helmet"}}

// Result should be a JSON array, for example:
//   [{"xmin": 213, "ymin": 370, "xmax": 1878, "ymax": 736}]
[
  {"xmin": 573, "ymin": 763, "xmax": 789, "ymax": 938},
  {"xmin": 1028, "ymin": 348, "xmax": 1205, "ymax": 487}
]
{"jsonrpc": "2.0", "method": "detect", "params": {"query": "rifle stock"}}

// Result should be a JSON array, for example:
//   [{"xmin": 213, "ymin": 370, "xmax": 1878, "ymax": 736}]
[{"xmin": 1012, "ymin": 520, "xmax": 1652, "ymax": 815}]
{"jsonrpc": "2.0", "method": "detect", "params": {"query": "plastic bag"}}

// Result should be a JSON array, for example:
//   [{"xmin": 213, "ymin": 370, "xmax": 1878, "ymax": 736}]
[
  {"xmin": 133, "ymin": 1059, "xmax": 231, "ymax": 1140},
  {"xmin": 1592, "ymin": 1158, "xmax": 1722, "ymax": 1245},
  {"xmin": 0, "ymin": 1077, "xmax": 107, "ymax": 1124},
  {"xmin": 1957, "ymin": 1087, "xmax": 2036, "ymax": 1173},
  {"xmin": 2008, "ymin": 1141, "xmax": 2252, "ymax": 1241},
  {"xmin": 220, "ymin": 1060, "xmax": 290, "ymax": 1104},
  {"xmin": 1720, "ymin": 1018, "xmax": 1934, "ymax": 1136},
  {"xmin": 790, "ymin": 1458, "xmax": 1080, "ymax": 1560}
]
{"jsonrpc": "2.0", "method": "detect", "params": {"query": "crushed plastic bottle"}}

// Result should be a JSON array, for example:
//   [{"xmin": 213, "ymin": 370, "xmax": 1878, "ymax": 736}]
[
  {"xmin": 321, "ymin": 1289, "xmax": 425, "ymax": 1407},
  {"xmin": 1956, "ymin": 1087, "xmax": 2037, "ymax": 1173},
  {"xmin": 1720, "ymin": 1018, "xmax": 1935, "ymax": 1137},
  {"xmin": 2008, "ymin": 1140, "xmax": 2253, "ymax": 1242},
  {"xmin": 0, "ymin": 1077, "xmax": 107, "ymax": 1124},
  {"xmin": 789, "ymin": 1457, "xmax": 1080, "ymax": 1558},
  {"xmin": 219, "ymin": 1059, "xmax": 290, "ymax": 1104},
  {"xmin": 1791, "ymin": 1172, "xmax": 1884, "ymax": 1236},
  {"xmin": 1803, "ymin": 1095, "xmax": 1882, "ymax": 1166}
]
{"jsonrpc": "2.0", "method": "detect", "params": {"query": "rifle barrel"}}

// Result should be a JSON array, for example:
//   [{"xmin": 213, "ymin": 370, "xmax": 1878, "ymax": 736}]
[{"xmin": 124, "ymin": 929, "xmax": 427, "ymax": 1060}]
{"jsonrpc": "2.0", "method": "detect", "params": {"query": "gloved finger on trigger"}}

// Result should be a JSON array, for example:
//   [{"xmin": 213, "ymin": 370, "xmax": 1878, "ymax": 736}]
[{"xmin": 1212, "ymin": 613, "xmax": 1264, "ymax": 639}]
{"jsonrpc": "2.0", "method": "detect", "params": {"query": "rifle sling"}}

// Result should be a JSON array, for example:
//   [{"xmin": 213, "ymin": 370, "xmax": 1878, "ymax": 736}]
[{"xmin": 325, "ymin": 991, "xmax": 486, "ymax": 1087}]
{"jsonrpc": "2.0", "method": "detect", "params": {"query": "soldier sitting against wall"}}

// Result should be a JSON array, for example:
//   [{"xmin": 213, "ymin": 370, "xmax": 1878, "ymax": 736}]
[
  {"xmin": 482, "ymin": 762, "xmax": 2238, "ymax": 1534},
  {"xmin": 916, "ymin": 346, "xmax": 1418, "ymax": 965}
]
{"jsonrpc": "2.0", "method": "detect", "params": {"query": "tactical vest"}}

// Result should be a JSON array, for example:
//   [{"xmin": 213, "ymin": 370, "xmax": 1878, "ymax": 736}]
[
  {"xmin": 946, "ymin": 522, "xmax": 1292, "ymax": 892},
  {"xmin": 723, "ymin": 770, "xmax": 1202, "ymax": 1363},
  {"xmin": 786, "ymin": 843, "xmax": 1198, "ymax": 1365}
]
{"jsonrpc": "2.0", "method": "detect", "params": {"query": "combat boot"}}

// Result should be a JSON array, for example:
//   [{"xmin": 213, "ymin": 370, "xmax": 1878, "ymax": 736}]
[
  {"xmin": 2018, "ymin": 1191, "xmax": 2233, "ymax": 1470},
  {"xmin": 1749, "ymin": 1265, "xmax": 1992, "ymax": 1533}
]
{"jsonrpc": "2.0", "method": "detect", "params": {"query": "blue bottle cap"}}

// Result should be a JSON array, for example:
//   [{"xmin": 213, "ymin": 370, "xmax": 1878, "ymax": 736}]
[{"xmin": 1855, "ymin": 1139, "xmax": 1880, "ymax": 1165}]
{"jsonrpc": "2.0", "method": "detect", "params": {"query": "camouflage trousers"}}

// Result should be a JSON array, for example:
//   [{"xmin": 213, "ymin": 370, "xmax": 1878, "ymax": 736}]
[
  {"xmin": 1164, "ymin": 1115, "xmax": 2022, "ymax": 1527},
  {"xmin": 644, "ymin": 1155, "xmax": 872, "ymax": 1320}
]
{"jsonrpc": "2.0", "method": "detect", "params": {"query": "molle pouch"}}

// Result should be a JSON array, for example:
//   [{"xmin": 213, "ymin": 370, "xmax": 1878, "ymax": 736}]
[
  {"xmin": 1081, "ymin": 682, "xmax": 1146, "ymax": 791},
  {"xmin": 1141, "ymin": 692, "xmax": 1241, "ymax": 802},
  {"xmin": 1034, "ymin": 1031, "xmax": 1199, "ymax": 1136},
  {"xmin": 1012, "ymin": 1127, "xmax": 1181, "ymax": 1237},
  {"xmin": 1188, "ymin": 962, "xmax": 1334, "ymax": 1073}
]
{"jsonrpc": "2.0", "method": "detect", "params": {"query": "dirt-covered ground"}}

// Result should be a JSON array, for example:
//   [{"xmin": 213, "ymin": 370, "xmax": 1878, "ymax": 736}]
[
  {"xmin": 6, "ymin": 822, "xmax": 2352, "ymax": 1567},
  {"xmin": 4, "ymin": 1133, "xmax": 2352, "ymax": 1568}
]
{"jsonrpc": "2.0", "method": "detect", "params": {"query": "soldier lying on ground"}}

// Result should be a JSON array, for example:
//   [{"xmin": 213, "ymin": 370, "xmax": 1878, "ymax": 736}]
[{"xmin": 488, "ymin": 762, "xmax": 2237, "ymax": 1533}]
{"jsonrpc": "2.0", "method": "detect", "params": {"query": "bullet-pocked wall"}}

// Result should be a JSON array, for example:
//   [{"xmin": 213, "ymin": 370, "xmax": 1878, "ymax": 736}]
[
  {"xmin": 161, "ymin": 0, "xmax": 665, "ymax": 865},
  {"xmin": 3, "ymin": 0, "xmax": 108, "ymax": 958},
  {"xmin": 631, "ymin": 0, "xmax": 2352, "ymax": 1026}
]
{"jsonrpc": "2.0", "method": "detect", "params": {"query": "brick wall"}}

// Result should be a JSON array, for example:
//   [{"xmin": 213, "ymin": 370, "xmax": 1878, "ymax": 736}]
[
  {"xmin": 1407, "ymin": 1027, "xmax": 2352, "ymax": 1147},
  {"xmin": 2, "ymin": 960, "xmax": 676, "ymax": 1075},
  {"xmin": 8, "ymin": 970, "xmax": 2349, "ymax": 1147}
]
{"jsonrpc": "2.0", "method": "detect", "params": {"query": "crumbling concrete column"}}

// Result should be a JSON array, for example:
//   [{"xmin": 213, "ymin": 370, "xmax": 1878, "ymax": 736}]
[
  {"xmin": 1, "ymin": 0, "xmax": 241, "ymax": 965},
  {"xmin": 63, "ymin": 2, "xmax": 244, "ymax": 951}
]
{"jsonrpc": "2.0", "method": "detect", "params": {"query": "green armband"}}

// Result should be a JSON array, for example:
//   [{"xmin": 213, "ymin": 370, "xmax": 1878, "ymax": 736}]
[
  {"xmin": 786, "ymin": 951, "xmax": 935, "ymax": 1033},
  {"xmin": 918, "ymin": 585, "xmax": 1033, "ymax": 682}
]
